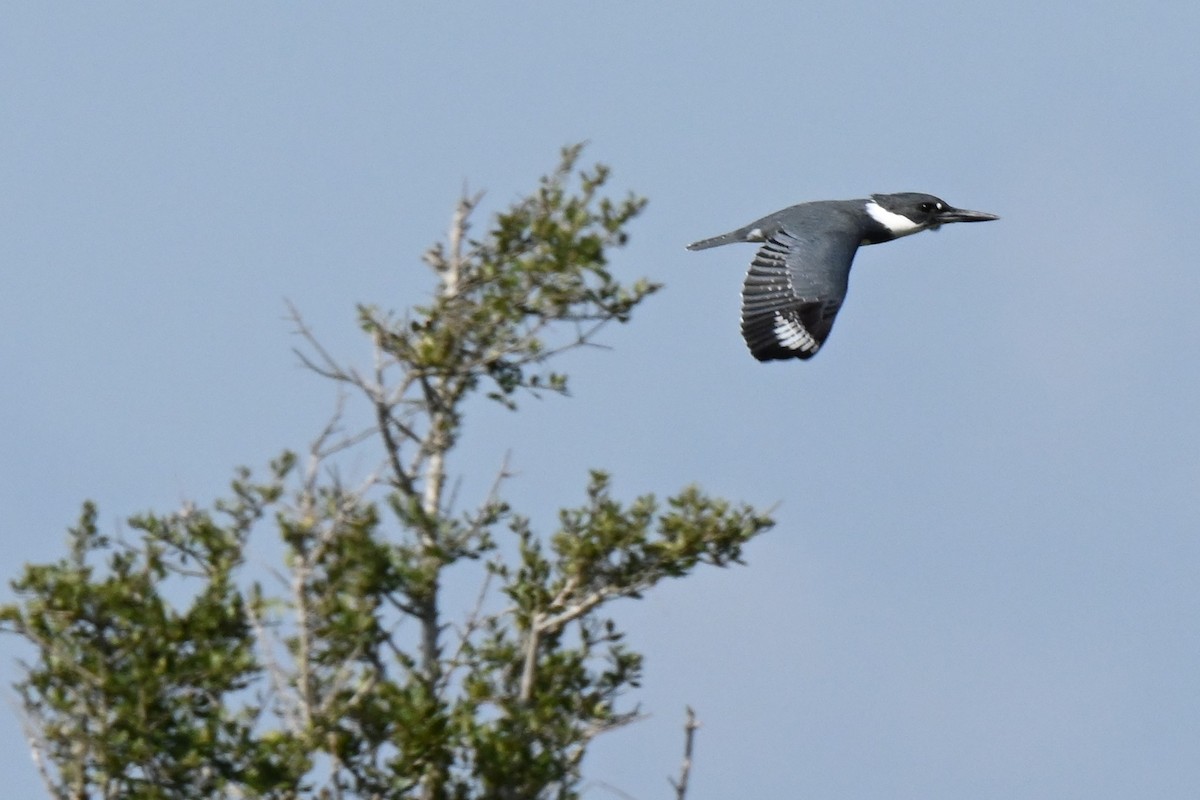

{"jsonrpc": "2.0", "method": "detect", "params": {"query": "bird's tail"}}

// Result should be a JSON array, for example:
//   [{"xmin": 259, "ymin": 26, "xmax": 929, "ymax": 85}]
[
  {"xmin": 687, "ymin": 221, "xmax": 767, "ymax": 251},
  {"xmin": 686, "ymin": 230, "xmax": 742, "ymax": 251}
]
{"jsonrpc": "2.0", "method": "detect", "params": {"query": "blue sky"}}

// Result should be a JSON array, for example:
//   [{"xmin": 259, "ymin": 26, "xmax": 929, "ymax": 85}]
[{"xmin": 3, "ymin": 4, "xmax": 1198, "ymax": 798}]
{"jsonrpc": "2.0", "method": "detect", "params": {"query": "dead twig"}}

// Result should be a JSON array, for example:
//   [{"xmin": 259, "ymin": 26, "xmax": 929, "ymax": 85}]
[{"xmin": 668, "ymin": 707, "xmax": 700, "ymax": 800}]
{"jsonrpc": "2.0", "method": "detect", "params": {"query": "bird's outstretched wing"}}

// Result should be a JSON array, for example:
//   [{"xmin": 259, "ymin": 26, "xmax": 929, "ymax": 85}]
[{"xmin": 740, "ymin": 229, "xmax": 861, "ymax": 361}]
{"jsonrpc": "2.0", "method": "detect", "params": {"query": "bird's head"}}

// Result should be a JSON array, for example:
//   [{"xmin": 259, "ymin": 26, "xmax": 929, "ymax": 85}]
[{"xmin": 865, "ymin": 192, "xmax": 999, "ymax": 241}]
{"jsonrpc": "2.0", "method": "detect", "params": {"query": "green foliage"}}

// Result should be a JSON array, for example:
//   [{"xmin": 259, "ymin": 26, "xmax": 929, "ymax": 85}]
[
  {"xmin": 2, "ymin": 146, "xmax": 774, "ymax": 800},
  {"xmin": 367, "ymin": 143, "xmax": 657, "ymax": 411},
  {"xmin": 1, "ymin": 470, "xmax": 309, "ymax": 799}
]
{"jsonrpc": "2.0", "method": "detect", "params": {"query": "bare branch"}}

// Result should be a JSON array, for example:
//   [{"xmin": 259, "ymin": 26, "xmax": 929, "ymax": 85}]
[
  {"xmin": 315, "ymin": 643, "xmax": 373, "ymax": 719},
  {"xmin": 287, "ymin": 301, "xmax": 355, "ymax": 383},
  {"xmin": 280, "ymin": 389, "xmax": 380, "ymax": 476},
  {"xmin": 539, "ymin": 583, "xmax": 617, "ymax": 635},
  {"xmin": 460, "ymin": 451, "xmax": 514, "ymax": 544},
  {"xmin": 440, "ymin": 452, "xmax": 511, "ymax": 694},
  {"xmin": 520, "ymin": 569, "xmax": 631, "ymax": 704},
  {"xmin": 291, "ymin": 553, "xmax": 316, "ymax": 729},
  {"xmin": 518, "ymin": 624, "xmax": 541, "ymax": 704},
  {"xmin": 668, "ymin": 707, "xmax": 700, "ymax": 800},
  {"xmin": 245, "ymin": 598, "xmax": 304, "ymax": 734},
  {"xmin": 383, "ymin": 591, "xmax": 421, "ymax": 619},
  {"xmin": 375, "ymin": 392, "xmax": 419, "ymax": 499},
  {"xmin": 443, "ymin": 191, "xmax": 484, "ymax": 295},
  {"xmin": 13, "ymin": 702, "xmax": 58, "ymax": 800},
  {"xmin": 439, "ymin": 568, "xmax": 495, "ymax": 694},
  {"xmin": 581, "ymin": 780, "xmax": 638, "ymax": 800}
]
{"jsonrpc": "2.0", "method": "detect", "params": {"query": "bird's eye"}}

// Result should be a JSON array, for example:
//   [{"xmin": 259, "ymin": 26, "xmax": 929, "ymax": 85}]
[{"xmin": 919, "ymin": 202, "xmax": 935, "ymax": 212}]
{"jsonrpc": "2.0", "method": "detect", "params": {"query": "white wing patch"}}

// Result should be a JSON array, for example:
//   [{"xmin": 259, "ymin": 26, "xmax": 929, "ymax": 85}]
[
  {"xmin": 772, "ymin": 312, "xmax": 818, "ymax": 352},
  {"xmin": 866, "ymin": 200, "xmax": 922, "ymax": 237}
]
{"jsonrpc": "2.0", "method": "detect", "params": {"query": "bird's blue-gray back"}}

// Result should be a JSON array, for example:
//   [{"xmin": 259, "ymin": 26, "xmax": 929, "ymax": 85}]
[{"xmin": 687, "ymin": 193, "xmax": 998, "ymax": 362}]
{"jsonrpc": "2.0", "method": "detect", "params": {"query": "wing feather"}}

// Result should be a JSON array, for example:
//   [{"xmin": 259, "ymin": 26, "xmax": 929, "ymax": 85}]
[{"xmin": 739, "ymin": 229, "xmax": 860, "ymax": 361}]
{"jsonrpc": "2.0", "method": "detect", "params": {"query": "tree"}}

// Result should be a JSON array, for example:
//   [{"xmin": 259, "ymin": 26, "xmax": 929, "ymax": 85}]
[{"xmin": 1, "ymin": 145, "xmax": 775, "ymax": 800}]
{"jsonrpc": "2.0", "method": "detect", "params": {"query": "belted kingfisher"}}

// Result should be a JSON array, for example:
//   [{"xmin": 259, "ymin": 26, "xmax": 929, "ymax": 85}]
[{"xmin": 687, "ymin": 193, "xmax": 998, "ymax": 361}]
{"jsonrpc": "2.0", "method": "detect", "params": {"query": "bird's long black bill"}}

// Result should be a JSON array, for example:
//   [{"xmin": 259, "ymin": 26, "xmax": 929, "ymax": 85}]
[{"xmin": 938, "ymin": 207, "xmax": 1000, "ymax": 223}]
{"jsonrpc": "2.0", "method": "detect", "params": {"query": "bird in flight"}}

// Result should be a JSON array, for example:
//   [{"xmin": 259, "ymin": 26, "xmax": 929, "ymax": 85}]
[{"xmin": 687, "ymin": 193, "xmax": 998, "ymax": 361}]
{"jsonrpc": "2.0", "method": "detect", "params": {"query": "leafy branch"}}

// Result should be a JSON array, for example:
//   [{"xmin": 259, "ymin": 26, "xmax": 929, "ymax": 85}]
[{"xmin": 1, "ymin": 145, "xmax": 773, "ymax": 800}]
